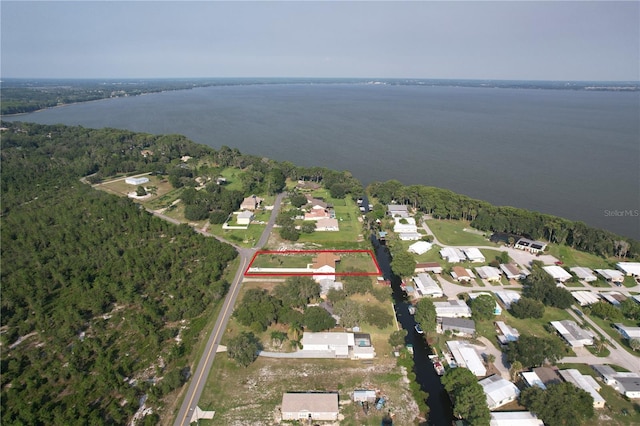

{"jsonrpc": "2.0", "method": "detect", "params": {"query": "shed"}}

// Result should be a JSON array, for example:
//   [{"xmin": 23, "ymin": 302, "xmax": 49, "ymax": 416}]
[{"xmin": 353, "ymin": 390, "xmax": 377, "ymax": 403}]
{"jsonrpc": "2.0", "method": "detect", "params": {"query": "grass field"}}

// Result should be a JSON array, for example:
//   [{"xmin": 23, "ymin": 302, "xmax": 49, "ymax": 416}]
[
  {"xmin": 547, "ymin": 244, "xmax": 615, "ymax": 269},
  {"xmin": 426, "ymin": 219, "xmax": 497, "ymax": 247}
]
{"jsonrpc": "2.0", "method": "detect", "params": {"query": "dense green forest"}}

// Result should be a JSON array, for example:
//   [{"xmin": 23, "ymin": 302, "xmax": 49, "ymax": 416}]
[
  {"xmin": 0, "ymin": 123, "xmax": 239, "ymax": 424},
  {"xmin": 367, "ymin": 180, "xmax": 639, "ymax": 259}
]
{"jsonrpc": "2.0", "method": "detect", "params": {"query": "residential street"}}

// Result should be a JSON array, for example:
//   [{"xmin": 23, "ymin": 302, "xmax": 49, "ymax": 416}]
[{"xmin": 173, "ymin": 192, "xmax": 285, "ymax": 426}]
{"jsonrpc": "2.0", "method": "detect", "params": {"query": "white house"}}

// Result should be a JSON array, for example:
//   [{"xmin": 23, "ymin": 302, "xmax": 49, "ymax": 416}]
[
  {"xmin": 490, "ymin": 411, "xmax": 543, "ymax": 426},
  {"xmin": 475, "ymin": 266, "xmax": 502, "ymax": 282},
  {"xmin": 613, "ymin": 323, "xmax": 640, "ymax": 340},
  {"xmin": 394, "ymin": 217, "xmax": 417, "ymax": 233},
  {"xmin": 514, "ymin": 238, "xmax": 547, "ymax": 253},
  {"xmin": 408, "ymin": 241, "xmax": 433, "ymax": 255},
  {"xmin": 571, "ymin": 291, "xmax": 600, "ymax": 306},
  {"xmin": 550, "ymin": 320, "xmax": 594, "ymax": 347},
  {"xmin": 543, "ymin": 265, "xmax": 572, "ymax": 283},
  {"xmin": 281, "ymin": 392, "xmax": 339, "ymax": 421},
  {"xmin": 463, "ymin": 248, "xmax": 485, "ymax": 263},
  {"xmin": 236, "ymin": 210, "xmax": 253, "ymax": 225},
  {"xmin": 617, "ymin": 262, "xmax": 640, "ymax": 277},
  {"xmin": 316, "ymin": 218, "xmax": 339, "ymax": 231},
  {"xmin": 558, "ymin": 369, "xmax": 605, "ymax": 408},
  {"xmin": 415, "ymin": 262, "xmax": 444, "ymax": 274},
  {"xmin": 480, "ymin": 374, "xmax": 520, "ymax": 410},
  {"xmin": 125, "ymin": 176, "xmax": 149, "ymax": 185},
  {"xmin": 412, "ymin": 273, "xmax": 444, "ymax": 298},
  {"xmin": 440, "ymin": 247, "xmax": 466, "ymax": 263},
  {"xmin": 570, "ymin": 267, "xmax": 597, "ymax": 282},
  {"xmin": 494, "ymin": 290, "xmax": 521, "ymax": 309},
  {"xmin": 446, "ymin": 340, "xmax": 486, "ymax": 377},
  {"xmin": 495, "ymin": 321, "xmax": 520, "ymax": 344},
  {"xmin": 387, "ymin": 204, "xmax": 409, "ymax": 218},
  {"xmin": 435, "ymin": 300, "xmax": 472, "ymax": 318},
  {"xmin": 595, "ymin": 269, "xmax": 625, "ymax": 284}
]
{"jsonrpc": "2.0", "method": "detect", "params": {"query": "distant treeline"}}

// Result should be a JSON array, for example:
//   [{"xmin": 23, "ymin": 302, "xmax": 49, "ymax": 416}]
[
  {"xmin": 0, "ymin": 79, "xmax": 221, "ymax": 115},
  {"xmin": 367, "ymin": 180, "xmax": 639, "ymax": 259}
]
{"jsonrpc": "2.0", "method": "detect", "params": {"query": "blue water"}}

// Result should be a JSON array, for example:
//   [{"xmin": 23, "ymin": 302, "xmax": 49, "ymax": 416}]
[{"xmin": 5, "ymin": 82, "xmax": 639, "ymax": 239}]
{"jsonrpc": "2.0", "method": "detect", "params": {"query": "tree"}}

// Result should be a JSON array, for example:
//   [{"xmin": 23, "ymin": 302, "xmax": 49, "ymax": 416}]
[
  {"xmin": 388, "ymin": 329, "xmax": 408, "ymax": 349},
  {"xmin": 136, "ymin": 185, "xmax": 147, "ymax": 196},
  {"xmin": 630, "ymin": 338, "xmax": 640, "ymax": 351},
  {"xmin": 509, "ymin": 360, "xmax": 523, "ymax": 381},
  {"xmin": 390, "ymin": 250, "xmax": 417, "ymax": 279},
  {"xmin": 227, "ymin": 331, "xmax": 262, "ymax": 367},
  {"xmin": 523, "ymin": 265, "xmax": 573, "ymax": 309},
  {"xmin": 589, "ymin": 301, "xmax": 623, "ymax": 321},
  {"xmin": 279, "ymin": 224, "xmax": 300, "ymax": 241},
  {"xmin": 442, "ymin": 367, "xmax": 490, "ymax": 426},
  {"xmin": 303, "ymin": 306, "xmax": 336, "ymax": 332},
  {"xmin": 520, "ymin": 382, "xmax": 594, "ymax": 426},
  {"xmin": 363, "ymin": 305, "xmax": 393, "ymax": 329},
  {"xmin": 273, "ymin": 276, "xmax": 319, "ymax": 309},
  {"xmin": 233, "ymin": 289, "xmax": 280, "ymax": 331},
  {"xmin": 621, "ymin": 298, "xmax": 640, "ymax": 321},
  {"xmin": 509, "ymin": 297, "xmax": 545, "ymax": 319},
  {"xmin": 506, "ymin": 335, "xmax": 566, "ymax": 368},
  {"xmin": 471, "ymin": 295, "xmax": 495, "ymax": 321},
  {"xmin": 414, "ymin": 299, "xmax": 437, "ymax": 334},
  {"xmin": 333, "ymin": 299, "xmax": 362, "ymax": 328},
  {"xmin": 300, "ymin": 221, "xmax": 316, "ymax": 234},
  {"xmin": 289, "ymin": 193, "xmax": 308, "ymax": 208},
  {"xmin": 342, "ymin": 274, "xmax": 373, "ymax": 295}
]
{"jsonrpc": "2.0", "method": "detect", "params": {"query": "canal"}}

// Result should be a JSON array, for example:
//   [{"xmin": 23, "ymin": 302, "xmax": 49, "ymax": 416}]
[{"xmin": 372, "ymin": 235, "xmax": 454, "ymax": 426}]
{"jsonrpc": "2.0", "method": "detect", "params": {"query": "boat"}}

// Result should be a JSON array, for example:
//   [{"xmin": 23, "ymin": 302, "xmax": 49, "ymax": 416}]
[{"xmin": 432, "ymin": 360, "xmax": 445, "ymax": 376}]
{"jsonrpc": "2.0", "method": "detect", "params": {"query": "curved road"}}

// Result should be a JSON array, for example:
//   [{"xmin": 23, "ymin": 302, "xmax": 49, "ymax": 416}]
[{"xmin": 172, "ymin": 192, "xmax": 285, "ymax": 426}]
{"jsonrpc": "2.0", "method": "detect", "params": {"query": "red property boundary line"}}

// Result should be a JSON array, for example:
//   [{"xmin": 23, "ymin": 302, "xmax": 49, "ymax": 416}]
[{"xmin": 244, "ymin": 249, "xmax": 382, "ymax": 277}]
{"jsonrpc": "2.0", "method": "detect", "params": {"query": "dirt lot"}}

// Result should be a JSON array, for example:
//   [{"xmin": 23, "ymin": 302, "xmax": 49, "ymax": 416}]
[{"xmin": 195, "ymin": 356, "xmax": 420, "ymax": 426}]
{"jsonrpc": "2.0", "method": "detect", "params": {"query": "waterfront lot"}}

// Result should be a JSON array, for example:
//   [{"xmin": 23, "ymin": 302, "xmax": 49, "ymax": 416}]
[{"xmin": 425, "ymin": 219, "xmax": 498, "ymax": 247}]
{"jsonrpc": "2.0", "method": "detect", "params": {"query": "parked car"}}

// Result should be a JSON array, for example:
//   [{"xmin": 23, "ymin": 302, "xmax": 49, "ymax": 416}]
[{"xmin": 414, "ymin": 324, "xmax": 424, "ymax": 334}]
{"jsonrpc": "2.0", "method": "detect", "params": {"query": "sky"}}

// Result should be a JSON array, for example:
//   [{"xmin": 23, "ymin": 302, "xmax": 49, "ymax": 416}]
[{"xmin": 1, "ymin": 1, "xmax": 638, "ymax": 81}]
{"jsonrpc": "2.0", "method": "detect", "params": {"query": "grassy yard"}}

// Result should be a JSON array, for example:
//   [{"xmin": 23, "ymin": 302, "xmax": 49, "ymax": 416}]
[
  {"xmin": 474, "ymin": 306, "xmax": 575, "ymax": 343},
  {"xmin": 586, "ymin": 315, "xmax": 640, "ymax": 357},
  {"xmin": 297, "ymin": 194, "xmax": 365, "ymax": 248},
  {"xmin": 546, "ymin": 244, "xmax": 615, "ymax": 269},
  {"xmin": 425, "ymin": 219, "xmax": 497, "ymax": 247}
]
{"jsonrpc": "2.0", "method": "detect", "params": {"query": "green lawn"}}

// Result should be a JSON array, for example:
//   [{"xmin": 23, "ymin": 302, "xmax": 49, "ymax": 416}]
[
  {"xmin": 426, "ymin": 219, "xmax": 497, "ymax": 247},
  {"xmin": 297, "ymin": 195, "xmax": 365, "ymax": 248},
  {"xmin": 546, "ymin": 244, "xmax": 615, "ymax": 269},
  {"xmin": 586, "ymin": 315, "xmax": 640, "ymax": 357}
]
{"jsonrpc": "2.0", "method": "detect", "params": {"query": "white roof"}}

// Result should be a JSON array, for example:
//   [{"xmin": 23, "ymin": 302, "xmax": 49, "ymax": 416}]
[
  {"xmin": 408, "ymin": 240, "xmax": 433, "ymax": 255},
  {"xmin": 570, "ymin": 267, "xmax": 597, "ymax": 281},
  {"xmin": 398, "ymin": 232, "xmax": 422, "ymax": 241},
  {"xmin": 521, "ymin": 371, "xmax": 546, "ymax": 389},
  {"xmin": 463, "ymin": 247, "xmax": 485, "ymax": 262},
  {"xmin": 596, "ymin": 269, "xmax": 625, "ymax": 282},
  {"xmin": 238, "ymin": 210, "xmax": 254, "ymax": 219},
  {"xmin": 301, "ymin": 332, "xmax": 354, "ymax": 347},
  {"xmin": 558, "ymin": 369, "xmax": 605, "ymax": 405},
  {"xmin": 617, "ymin": 262, "xmax": 640, "ymax": 276},
  {"xmin": 571, "ymin": 291, "xmax": 600, "ymax": 306},
  {"xmin": 543, "ymin": 265, "xmax": 572, "ymax": 282},
  {"xmin": 490, "ymin": 411, "xmax": 544, "ymax": 426},
  {"xmin": 494, "ymin": 290, "xmax": 521, "ymax": 309},
  {"xmin": 550, "ymin": 320, "xmax": 594, "ymax": 347},
  {"xmin": 480, "ymin": 375, "xmax": 520, "ymax": 409},
  {"xmin": 614, "ymin": 324, "xmax": 640, "ymax": 339},
  {"xmin": 475, "ymin": 266, "xmax": 502, "ymax": 280},
  {"xmin": 434, "ymin": 300, "xmax": 472, "ymax": 318},
  {"xmin": 440, "ymin": 247, "xmax": 466, "ymax": 262},
  {"xmin": 446, "ymin": 340, "xmax": 486, "ymax": 376},
  {"xmin": 495, "ymin": 321, "xmax": 520, "ymax": 342},
  {"xmin": 413, "ymin": 273, "xmax": 443, "ymax": 297}
]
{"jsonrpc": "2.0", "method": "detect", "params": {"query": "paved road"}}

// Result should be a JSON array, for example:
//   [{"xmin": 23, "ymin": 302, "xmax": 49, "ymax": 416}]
[{"xmin": 173, "ymin": 192, "xmax": 285, "ymax": 426}]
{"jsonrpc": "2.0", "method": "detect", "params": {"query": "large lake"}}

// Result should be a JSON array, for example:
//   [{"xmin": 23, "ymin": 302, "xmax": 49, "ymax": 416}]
[{"xmin": 5, "ymin": 82, "xmax": 639, "ymax": 239}]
